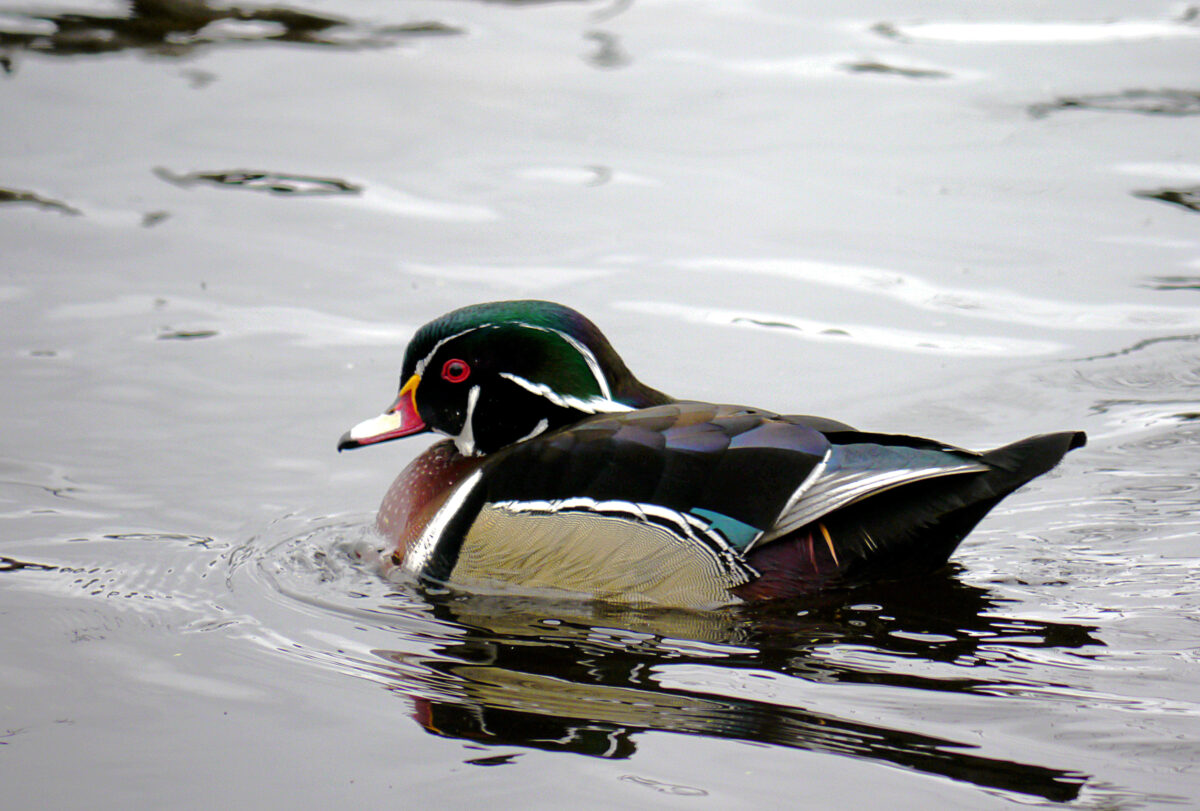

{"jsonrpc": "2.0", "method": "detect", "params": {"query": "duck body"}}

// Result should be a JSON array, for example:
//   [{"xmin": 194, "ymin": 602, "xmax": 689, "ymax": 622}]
[{"xmin": 341, "ymin": 300, "xmax": 1085, "ymax": 607}]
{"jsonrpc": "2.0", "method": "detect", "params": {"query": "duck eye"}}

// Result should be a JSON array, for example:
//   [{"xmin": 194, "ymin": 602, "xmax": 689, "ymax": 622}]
[{"xmin": 441, "ymin": 359, "xmax": 471, "ymax": 383}]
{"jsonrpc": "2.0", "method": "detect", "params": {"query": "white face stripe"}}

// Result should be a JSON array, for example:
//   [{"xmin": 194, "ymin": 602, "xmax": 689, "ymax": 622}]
[
  {"xmin": 453, "ymin": 384, "xmax": 481, "ymax": 456},
  {"xmin": 402, "ymin": 468, "xmax": 484, "ymax": 576},
  {"xmin": 514, "ymin": 323, "xmax": 613, "ymax": 400},
  {"xmin": 514, "ymin": 418, "xmax": 550, "ymax": 444},
  {"xmin": 413, "ymin": 319, "xmax": 613, "ymax": 400},
  {"xmin": 415, "ymin": 326, "xmax": 486, "ymax": 377},
  {"xmin": 499, "ymin": 373, "xmax": 632, "ymax": 414}
]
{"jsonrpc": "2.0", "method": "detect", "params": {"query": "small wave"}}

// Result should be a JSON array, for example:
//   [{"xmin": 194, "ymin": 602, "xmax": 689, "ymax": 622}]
[
  {"xmin": 672, "ymin": 258, "xmax": 1200, "ymax": 331},
  {"xmin": 615, "ymin": 299, "xmax": 1063, "ymax": 356},
  {"xmin": 873, "ymin": 18, "xmax": 1200, "ymax": 44}
]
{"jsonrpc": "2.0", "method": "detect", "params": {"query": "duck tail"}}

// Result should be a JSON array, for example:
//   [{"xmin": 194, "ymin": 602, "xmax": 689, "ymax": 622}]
[
  {"xmin": 979, "ymin": 430, "xmax": 1087, "ymax": 477},
  {"xmin": 736, "ymin": 431, "xmax": 1086, "ymax": 599}
]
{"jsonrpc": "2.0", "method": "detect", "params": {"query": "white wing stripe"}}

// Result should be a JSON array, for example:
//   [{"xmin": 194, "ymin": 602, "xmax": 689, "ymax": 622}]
[{"xmin": 757, "ymin": 461, "xmax": 987, "ymax": 545}]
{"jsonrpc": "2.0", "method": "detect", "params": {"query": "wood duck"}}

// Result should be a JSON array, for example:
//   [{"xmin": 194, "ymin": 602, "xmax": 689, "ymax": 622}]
[{"xmin": 339, "ymin": 300, "xmax": 1085, "ymax": 607}]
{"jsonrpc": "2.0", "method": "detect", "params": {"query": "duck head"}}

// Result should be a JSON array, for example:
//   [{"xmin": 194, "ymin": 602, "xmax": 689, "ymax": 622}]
[{"xmin": 339, "ymin": 300, "xmax": 670, "ymax": 456}]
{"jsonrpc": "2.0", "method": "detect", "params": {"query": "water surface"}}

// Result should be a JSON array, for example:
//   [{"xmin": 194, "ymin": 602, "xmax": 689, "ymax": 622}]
[{"xmin": 3, "ymin": 0, "xmax": 1199, "ymax": 806}]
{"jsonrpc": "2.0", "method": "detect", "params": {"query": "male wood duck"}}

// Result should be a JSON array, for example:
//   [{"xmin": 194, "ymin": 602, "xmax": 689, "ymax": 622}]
[{"xmin": 339, "ymin": 300, "xmax": 1085, "ymax": 608}]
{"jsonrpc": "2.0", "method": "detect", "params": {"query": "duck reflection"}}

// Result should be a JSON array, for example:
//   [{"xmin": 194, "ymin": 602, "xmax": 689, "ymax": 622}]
[
  {"xmin": 370, "ymin": 571, "xmax": 1093, "ymax": 802},
  {"xmin": 0, "ymin": 0, "xmax": 461, "ymax": 62}
]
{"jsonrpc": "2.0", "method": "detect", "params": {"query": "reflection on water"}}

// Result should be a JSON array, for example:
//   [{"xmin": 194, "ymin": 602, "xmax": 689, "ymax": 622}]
[
  {"xmin": 616, "ymin": 299, "xmax": 1065, "ymax": 356},
  {"xmin": 0, "ymin": 554, "xmax": 58, "ymax": 571},
  {"xmin": 872, "ymin": 15, "xmax": 1200, "ymax": 44},
  {"xmin": 0, "ymin": 185, "xmax": 81, "ymax": 215},
  {"xmin": 1141, "ymin": 276, "xmax": 1200, "ymax": 291},
  {"xmin": 841, "ymin": 60, "xmax": 950, "ymax": 80},
  {"xmin": 1029, "ymin": 88, "xmax": 1200, "ymax": 119},
  {"xmin": 232, "ymin": 521, "xmax": 1105, "ymax": 801},
  {"xmin": 46, "ymin": 292, "xmax": 413, "ymax": 346},
  {"xmin": 583, "ymin": 30, "xmax": 628, "ymax": 69},
  {"xmin": 1135, "ymin": 186, "xmax": 1200, "ymax": 214},
  {"xmin": 361, "ymin": 575, "xmax": 1094, "ymax": 802},
  {"xmin": 665, "ymin": 258, "xmax": 1200, "ymax": 331},
  {"xmin": 0, "ymin": 0, "xmax": 461, "ymax": 61},
  {"xmin": 1068, "ymin": 334, "xmax": 1200, "ymax": 426},
  {"xmin": 153, "ymin": 167, "xmax": 363, "ymax": 197}
]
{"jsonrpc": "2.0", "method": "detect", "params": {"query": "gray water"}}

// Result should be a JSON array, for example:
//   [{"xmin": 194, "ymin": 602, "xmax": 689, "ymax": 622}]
[{"xmin": 3, "ymin": 0, "xmax": 1200, "ymax": 807}]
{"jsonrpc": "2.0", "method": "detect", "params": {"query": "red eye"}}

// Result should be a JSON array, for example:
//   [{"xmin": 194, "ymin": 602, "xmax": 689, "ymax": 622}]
[{"xmin": 441, "ymin": 359, "xmax": 470, "ymax": 383}]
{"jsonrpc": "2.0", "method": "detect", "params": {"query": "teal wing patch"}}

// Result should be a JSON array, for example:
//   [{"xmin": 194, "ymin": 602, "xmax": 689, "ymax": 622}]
[{"xmin": 689, "ymin": 508, "xmax": 761, "ymax": 550}]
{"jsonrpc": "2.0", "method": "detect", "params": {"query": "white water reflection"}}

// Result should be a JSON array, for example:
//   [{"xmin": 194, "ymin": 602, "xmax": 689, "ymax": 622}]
[
  {"xmin": 1085, "ymin": 403, "xmax": 1200, "ymax": 442},
  {"xmin": 339, "ymin": 184, "xmax": 498, "ymax": 222},
  {"xmin": 400, "ymin": 263, "xmax": 615, "ymax": 289},
  {"xmin": 663, "ymin": 51, "xmax": 977, "ymax": 82},
  {"xmin": 878, "ymin": 19, "xmax": 1200, "ymax": 44},
  {"xmin": 615, "ymin": 300, "xmax": 1062, "ymax": 356},
  {"xmin": 1113, "ymin": 163, "xmax": 1200, "ymax": 181},
  {"xmin": 515, "ymin": 165, "xmax": 659, "ymax": 187},
  {"xmin": 50, "ymin": 295, "xmax": 412, "ymax": 346},
  {"xmin": 674, "ymin": 258, "xmax": 1200, "ymax": 331}
]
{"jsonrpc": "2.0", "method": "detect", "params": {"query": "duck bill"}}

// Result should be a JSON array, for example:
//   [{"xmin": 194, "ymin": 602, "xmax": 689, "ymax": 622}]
[{"xmin": 338, "ymin": 374, "xmax": 426, "ymax": 451}]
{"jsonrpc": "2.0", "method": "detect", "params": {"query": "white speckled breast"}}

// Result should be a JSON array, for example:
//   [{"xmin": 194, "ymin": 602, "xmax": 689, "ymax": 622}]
[{"xmin": 376, "ymin": 440, "xmax": 483, "ymax": 564}]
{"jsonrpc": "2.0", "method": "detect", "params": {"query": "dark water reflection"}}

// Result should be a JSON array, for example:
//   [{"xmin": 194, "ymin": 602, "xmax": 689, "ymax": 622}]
[
  {"xmin": 1028, "ymin": 88, "xmax": 1200, "ymax": 119},
  {"xmin": 0, "ymin": 186, "xmax": 81, "ymax": 214},
  {"xmin": 0, "ymin": 0, "xmax": 461, "ymax": 62},
  {"xmin": 153, "ymin": 167, "xmax": 363, "ymax": 196},
  {"xmin": 365, "ymin": 575, "xmax": 1095, "ymax": 802},
  {"xmin": 1135, "ymin": 186, "xmax": 1200, "ymax": 214}
]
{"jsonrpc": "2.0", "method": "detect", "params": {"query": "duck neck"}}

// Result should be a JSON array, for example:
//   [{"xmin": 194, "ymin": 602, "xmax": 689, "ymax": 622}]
[{"xmin": 613, "ymin": 374, "xmax": 674, "ymax": 409}]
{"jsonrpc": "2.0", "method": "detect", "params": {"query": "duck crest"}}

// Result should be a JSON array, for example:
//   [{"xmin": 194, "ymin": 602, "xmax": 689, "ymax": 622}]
[
  {"xmin": 408, "ymin": 300, "xmax": 648, "ymax": 404},
  {"xmin": 343, "ymin": 300, "xmax": 1086, "ymax": 607}
]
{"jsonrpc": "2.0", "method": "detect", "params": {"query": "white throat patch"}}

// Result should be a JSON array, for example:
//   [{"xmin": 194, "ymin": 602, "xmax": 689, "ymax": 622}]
[{"xmin": 454, "ymin": 385, "xmax": 482, "ymax": 456}]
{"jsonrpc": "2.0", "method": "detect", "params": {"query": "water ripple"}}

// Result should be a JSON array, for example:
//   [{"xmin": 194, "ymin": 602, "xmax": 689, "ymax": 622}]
[
  {"xmin": 616, "ymin": 299, "xmax": 1062, "ymax": 356},
  {"xmin": 873, "ymin": 17, "xmax": 1200, "ymax": 44},
  {"xmin": 673, "ymin": 258, "xmax": 1200, "ymax": 331},
  {"xmin": 49, "ymin": 294, "xmax": 413, "ymax": 347}
]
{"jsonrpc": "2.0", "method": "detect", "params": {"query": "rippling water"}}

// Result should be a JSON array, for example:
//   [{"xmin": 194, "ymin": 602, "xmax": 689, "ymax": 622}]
[{"xmin": 4, "ymin": 0, "xmax": 1200, "ymax": 807}]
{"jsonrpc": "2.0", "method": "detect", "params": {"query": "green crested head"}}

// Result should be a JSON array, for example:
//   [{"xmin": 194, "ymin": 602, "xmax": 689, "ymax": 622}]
[
  {"xmin": 382, "ymin": 300, "xmax": 669, "ymax": 455},
  {"xmin": 402, "ymin": 301, "xmax": 614, "ymax": 399}
]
